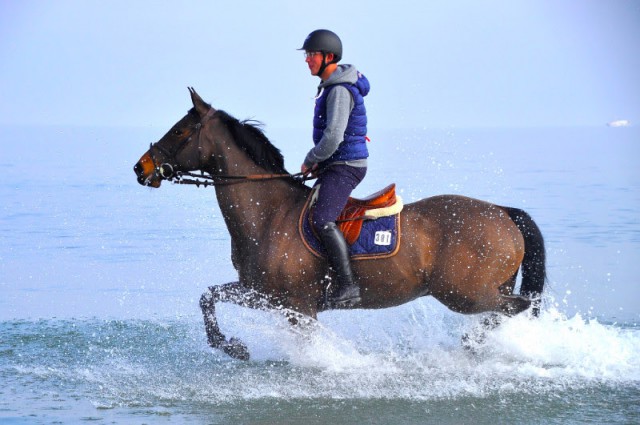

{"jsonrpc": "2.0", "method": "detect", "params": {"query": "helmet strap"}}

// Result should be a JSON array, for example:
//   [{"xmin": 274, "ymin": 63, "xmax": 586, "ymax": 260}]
[
  {"xmin": 316, "ymin": 52, "xmax": 338, "ymax": 80},
  {"xmin": 316, "ymin": 52, "xmax": 329, "ymax": 79}
]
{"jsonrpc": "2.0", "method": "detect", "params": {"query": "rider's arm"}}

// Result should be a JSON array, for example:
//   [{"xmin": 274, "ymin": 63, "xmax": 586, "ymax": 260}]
[{"xmin": 303, "ymin": 86, "xmax": 354, "ymax": 167}]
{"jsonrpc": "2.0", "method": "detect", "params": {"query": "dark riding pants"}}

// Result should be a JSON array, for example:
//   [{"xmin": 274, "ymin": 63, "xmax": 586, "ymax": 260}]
[{"xmin": 312, "ymin": 164, "xmax": 367, "ymax": 233}]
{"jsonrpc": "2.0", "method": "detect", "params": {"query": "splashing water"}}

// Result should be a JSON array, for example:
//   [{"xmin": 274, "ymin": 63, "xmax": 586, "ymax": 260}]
[{"xmin": 2, "ymin": 299, "xmax": 639, "ymax": 423}]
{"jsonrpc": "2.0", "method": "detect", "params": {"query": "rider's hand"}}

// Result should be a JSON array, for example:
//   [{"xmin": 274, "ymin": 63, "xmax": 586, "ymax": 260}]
[{"xmin": 301, "ymin": 163, "xmax": 318, "ymax": 177}]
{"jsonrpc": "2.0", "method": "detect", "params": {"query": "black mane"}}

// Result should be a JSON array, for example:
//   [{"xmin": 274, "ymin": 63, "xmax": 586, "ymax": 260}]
[{"xmin": 215, "ymin": 110, "xmax": 288, "ymax": 175}]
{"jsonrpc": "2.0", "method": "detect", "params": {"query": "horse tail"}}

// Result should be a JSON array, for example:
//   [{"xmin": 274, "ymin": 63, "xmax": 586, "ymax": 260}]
[{"xmin": 503, "ymin": 206, "xmax": 547, "ymax": 317}]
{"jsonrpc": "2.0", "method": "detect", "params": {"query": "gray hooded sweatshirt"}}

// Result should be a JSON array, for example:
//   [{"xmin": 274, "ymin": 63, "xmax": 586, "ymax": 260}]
[{"xmin": 304, "ymin": 64, "xmax": 368, "ymax": 168}]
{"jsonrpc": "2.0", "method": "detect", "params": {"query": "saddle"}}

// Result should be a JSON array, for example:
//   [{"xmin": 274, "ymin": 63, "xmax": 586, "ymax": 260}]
[
  {"xmin": 300, "ymin": 183, "xmax": 403, "ymax": 260},
  {"xmin": 336, "ymin": 183, "xmax": 402, "ymax": 244}
]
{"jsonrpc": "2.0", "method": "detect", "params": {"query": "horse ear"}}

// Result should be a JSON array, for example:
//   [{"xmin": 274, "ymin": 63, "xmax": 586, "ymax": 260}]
[{"xmin": 188, "ymin": 87, "xmax": 212, "ymax": 118}]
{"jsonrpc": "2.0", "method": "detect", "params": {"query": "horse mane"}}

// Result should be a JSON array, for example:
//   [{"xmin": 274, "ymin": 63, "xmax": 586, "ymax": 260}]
[{"xmin": 214, "ymin": 109, "xmax": 288, "ymax": 175}]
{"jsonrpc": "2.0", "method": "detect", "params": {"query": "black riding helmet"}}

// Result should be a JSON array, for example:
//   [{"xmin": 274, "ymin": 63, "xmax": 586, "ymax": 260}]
[
  {"xmin": 299, "ymin": 29, "xmax": 342, "ymax": 77},
  {"xmin": 299, "ymin": 29, "xmax": 342, "ymax": 62}
]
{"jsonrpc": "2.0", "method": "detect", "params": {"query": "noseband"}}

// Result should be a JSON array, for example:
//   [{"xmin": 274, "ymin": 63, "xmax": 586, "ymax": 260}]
[{"xmin": 147, "ymin": 108, "xmax": 310, "ymax": 187}]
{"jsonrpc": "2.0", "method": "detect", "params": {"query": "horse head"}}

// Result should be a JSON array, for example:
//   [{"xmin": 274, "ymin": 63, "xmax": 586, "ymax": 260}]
[{"xmin": 134, "ymin": 87, "xmax": 214, "ymax": 187}]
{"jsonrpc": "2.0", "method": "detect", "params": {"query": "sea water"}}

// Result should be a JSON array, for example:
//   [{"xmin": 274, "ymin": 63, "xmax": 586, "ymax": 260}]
[{"xmin": 0, "ymin": 125, "xmax": 638, "ymax": 424}]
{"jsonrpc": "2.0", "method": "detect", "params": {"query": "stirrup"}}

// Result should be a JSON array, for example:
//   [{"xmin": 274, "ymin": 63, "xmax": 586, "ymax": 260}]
[{"xmin": 329, "ymin": 284, "xmax": 361, "ymax": 307}]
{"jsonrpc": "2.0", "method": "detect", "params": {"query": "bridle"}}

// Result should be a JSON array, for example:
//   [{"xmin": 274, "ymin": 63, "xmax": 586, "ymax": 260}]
[{"xmin": 147, "ymin": 108, "xmax": 312, "ymax": 188}]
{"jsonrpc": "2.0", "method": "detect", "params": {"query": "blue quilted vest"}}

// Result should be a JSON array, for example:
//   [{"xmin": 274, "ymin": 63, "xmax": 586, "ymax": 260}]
[{"xmin": 313, "ymin": 72, "xmax": 370, "ymax": 166}]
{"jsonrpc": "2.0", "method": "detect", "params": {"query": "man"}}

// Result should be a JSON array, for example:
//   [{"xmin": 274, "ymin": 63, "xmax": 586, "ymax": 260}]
[{"xmin": 299, "ymin": 29, "xmax": 370, "ymax": 307}]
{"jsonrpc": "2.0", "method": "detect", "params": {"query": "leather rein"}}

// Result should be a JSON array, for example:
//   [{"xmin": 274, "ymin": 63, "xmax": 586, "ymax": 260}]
[
  {"xmin": 170, "ymin": 170, "xmax": 310, "ymax": 188},
  {"xmin": 149, "ymin": 108, "xmax": 312, "ymax": 188}
]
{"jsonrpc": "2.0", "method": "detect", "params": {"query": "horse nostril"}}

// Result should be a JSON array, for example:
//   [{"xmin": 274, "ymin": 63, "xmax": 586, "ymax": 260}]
[{"xmin": 134, "ymin": 162, "xmax": 143, "ymax": 175}]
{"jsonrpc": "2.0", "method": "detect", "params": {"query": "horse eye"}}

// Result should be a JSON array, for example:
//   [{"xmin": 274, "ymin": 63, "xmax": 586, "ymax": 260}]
[{"xmin": 173, "ymin": 129, "xmax": 182, "ymax": 136}]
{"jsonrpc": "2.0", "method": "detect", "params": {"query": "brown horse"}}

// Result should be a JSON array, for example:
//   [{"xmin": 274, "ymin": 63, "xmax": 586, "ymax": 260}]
[{"xmin": 134, "ymin": 88, "xmax": 546, "ymax": 360}]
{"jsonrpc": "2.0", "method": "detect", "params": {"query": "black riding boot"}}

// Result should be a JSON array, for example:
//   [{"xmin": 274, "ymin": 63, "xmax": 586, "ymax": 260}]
[{"xmin": 319, "ymin": 222, "xmax": 361, "ymax": 307}]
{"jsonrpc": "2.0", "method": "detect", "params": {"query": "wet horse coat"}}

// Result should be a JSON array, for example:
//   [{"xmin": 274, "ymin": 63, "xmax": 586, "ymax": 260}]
[{"xmin": 134, "ymin": 88, "xmax": 546, "ymax": 360}]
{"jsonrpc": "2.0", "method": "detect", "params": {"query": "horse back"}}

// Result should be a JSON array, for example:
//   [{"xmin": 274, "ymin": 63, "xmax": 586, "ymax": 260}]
[
  {"xmin": 354, "ymin": 194, "xmax": 525, "ymax": 310},
  {"xmin": 404, "ymin": 194, "xmax": 525, "ymax": 262}
]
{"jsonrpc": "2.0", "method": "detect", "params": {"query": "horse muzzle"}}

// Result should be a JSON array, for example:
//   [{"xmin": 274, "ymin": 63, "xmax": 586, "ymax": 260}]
[{"xmin": 134, "ymin": 152, "xmax": 162, "ymax": 188}]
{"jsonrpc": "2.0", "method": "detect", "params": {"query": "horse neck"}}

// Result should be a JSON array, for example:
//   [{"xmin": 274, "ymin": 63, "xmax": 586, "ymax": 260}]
[{"xmin": 202, "ymin": 126, "xmax": 308, "ymax": 243}]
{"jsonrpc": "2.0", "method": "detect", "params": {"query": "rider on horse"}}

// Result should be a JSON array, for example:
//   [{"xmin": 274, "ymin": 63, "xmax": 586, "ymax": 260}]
[{"xmin": 299, "ymin": 29, "xmax": 371, "ymax": 307}]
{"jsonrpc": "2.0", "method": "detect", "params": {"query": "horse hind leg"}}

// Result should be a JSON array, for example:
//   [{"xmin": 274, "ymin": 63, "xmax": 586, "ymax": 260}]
[
  {"xmin": 462, "ymin": 277, "xmax": 530, "ymax": 351},
  {"xmin": 497, "ymin": 294, "xmax": 531, "ymax": 316},
  {"xmin": 495, "ymin": 273, "xmax": 532, "ymax": 317}
]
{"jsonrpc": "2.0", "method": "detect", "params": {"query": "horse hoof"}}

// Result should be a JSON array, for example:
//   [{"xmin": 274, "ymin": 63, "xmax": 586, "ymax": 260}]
[{"xmin": 221, "ymin": 337, "xmax": 250, "ymax": 361}]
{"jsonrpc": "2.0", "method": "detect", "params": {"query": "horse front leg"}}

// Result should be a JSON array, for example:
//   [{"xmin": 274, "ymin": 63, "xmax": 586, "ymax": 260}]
[
  {"xmin": 199, "ymin": 283, "xmax": 241, "ymax": 360},
  {"xmin": 199, "ymin": 281, "xmax": 278, "ymax": 361}
]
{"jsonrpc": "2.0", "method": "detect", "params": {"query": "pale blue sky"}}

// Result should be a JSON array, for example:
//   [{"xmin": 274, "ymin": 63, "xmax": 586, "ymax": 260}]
[{"xmin": 0, "ymin": 0, "xmax": 638, "ymax": 129}]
